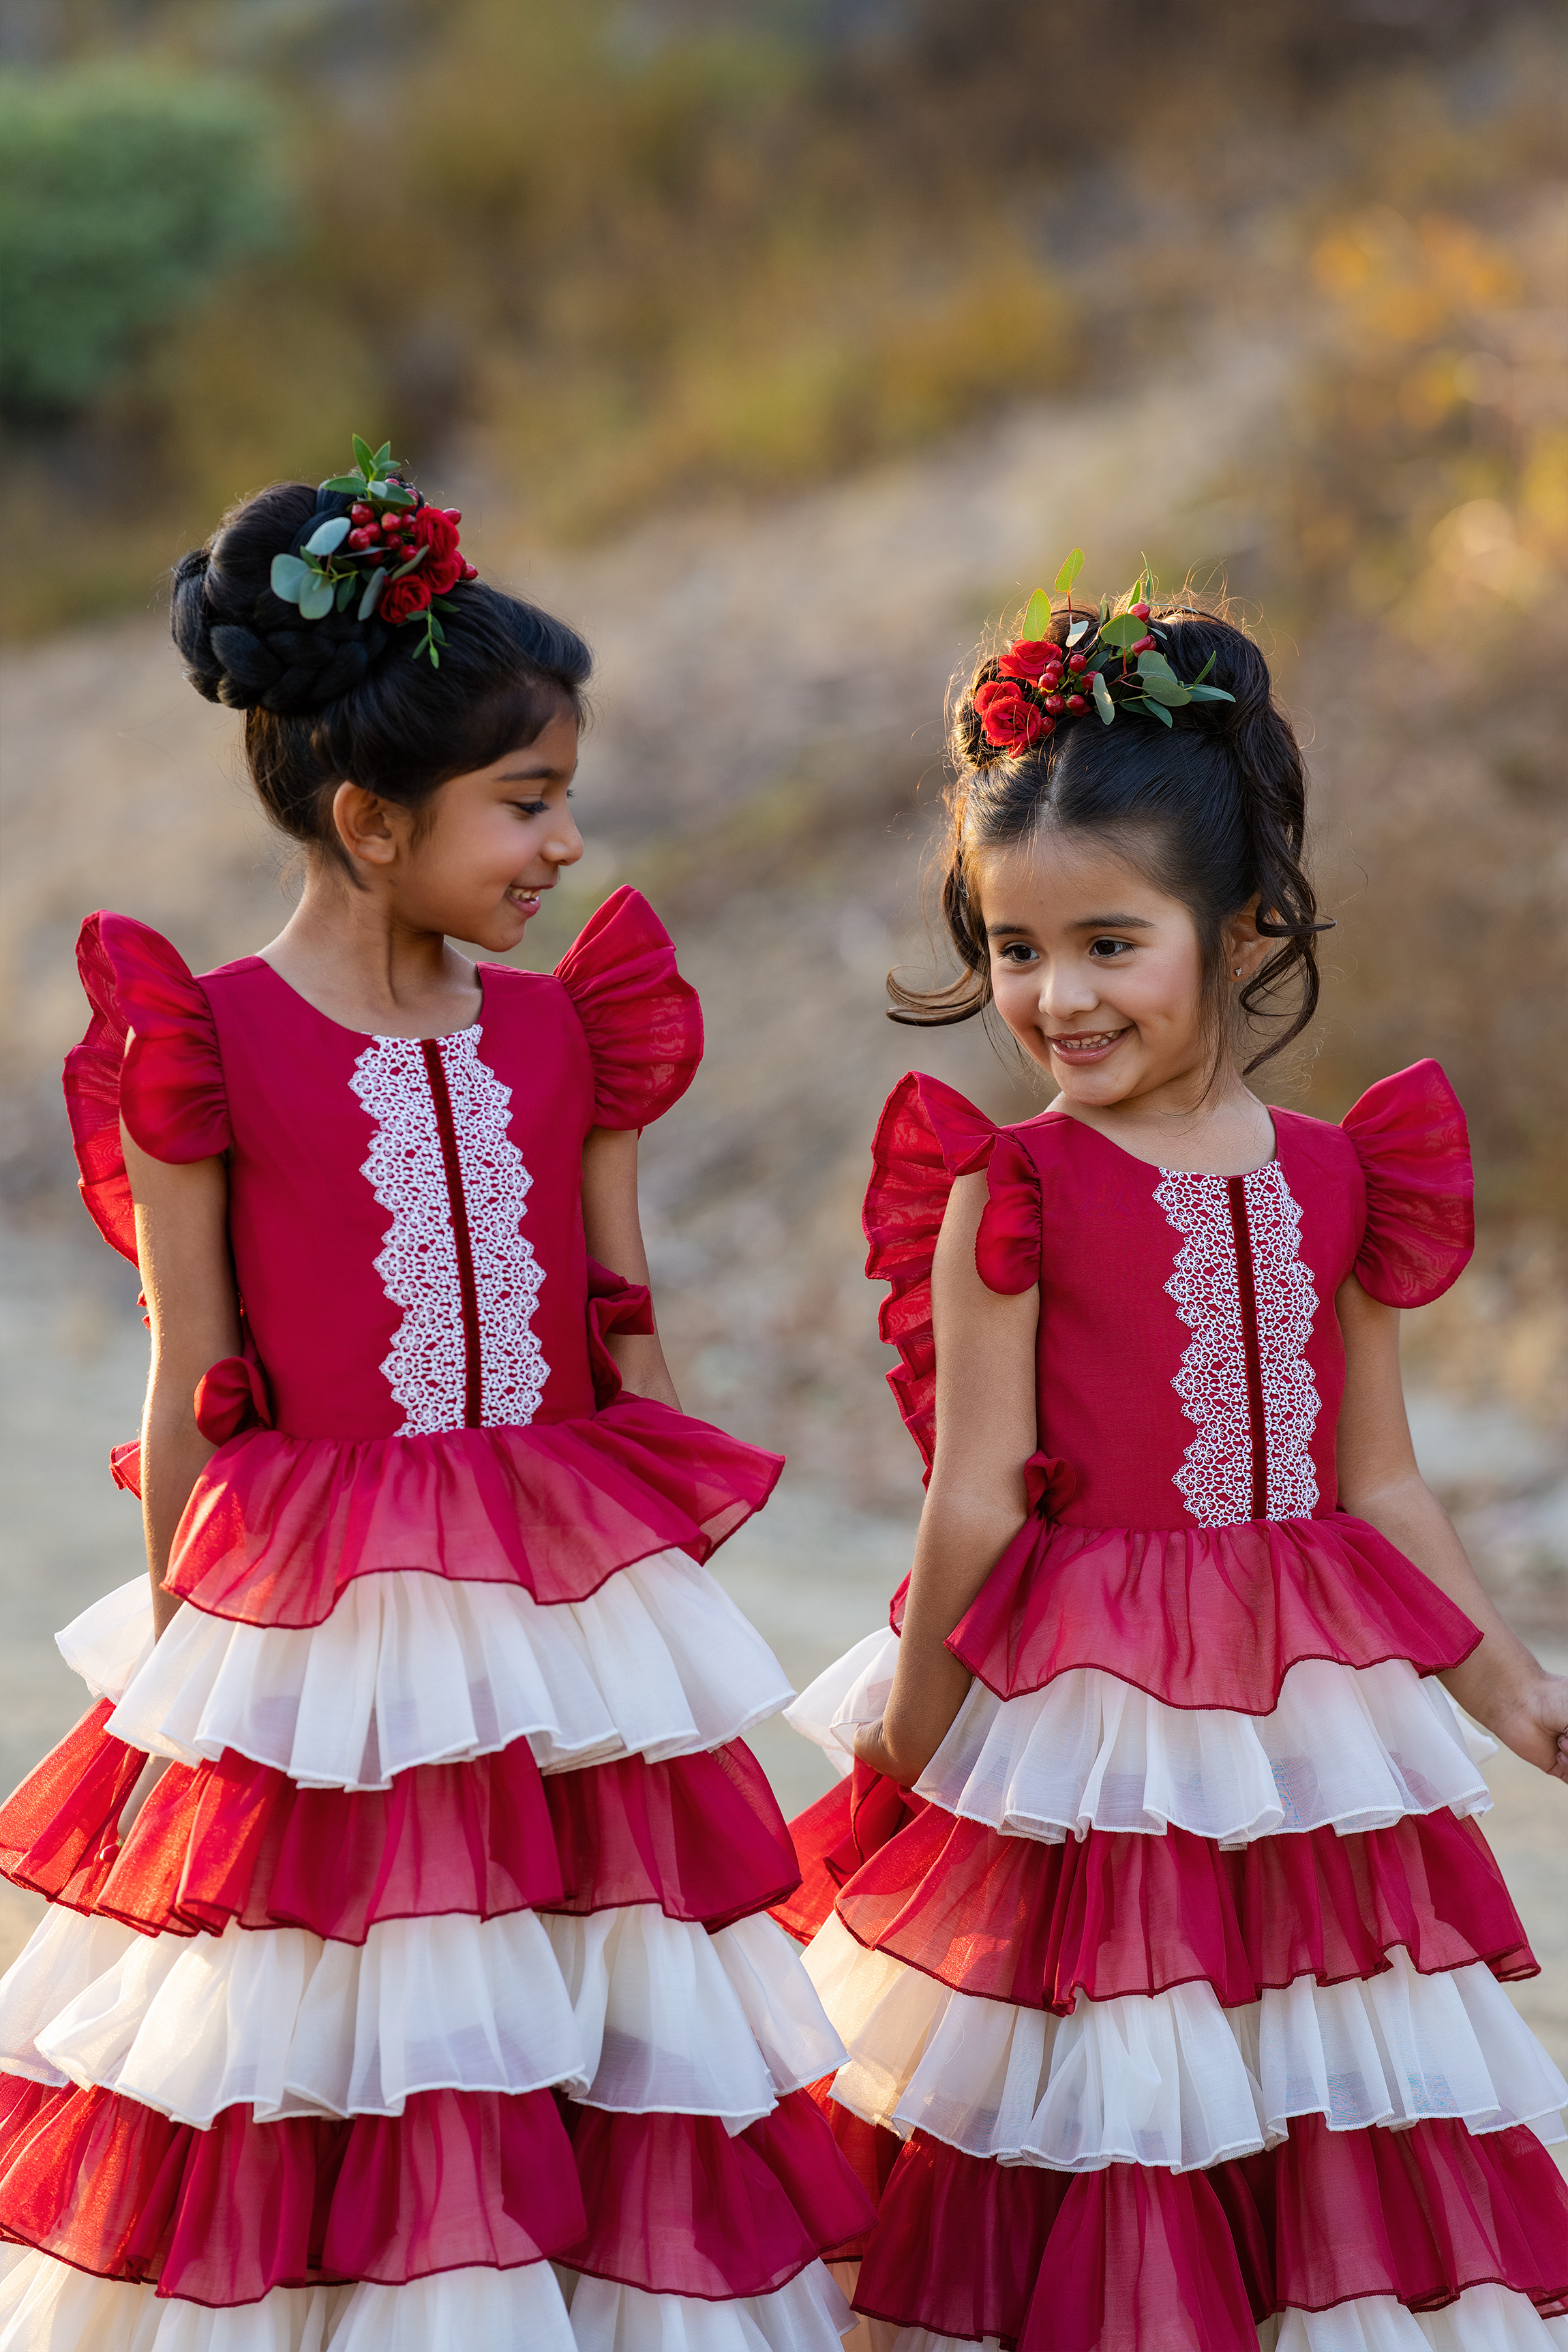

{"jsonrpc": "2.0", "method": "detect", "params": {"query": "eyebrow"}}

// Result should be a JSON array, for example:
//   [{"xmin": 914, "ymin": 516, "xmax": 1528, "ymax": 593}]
[
  {"xmin": 495, "ymin": 764, "xmax": 573, "ymax": 783},
  {"xmin": 984, "ymin": 912, "xmax": 1155, "ymax": 936}
]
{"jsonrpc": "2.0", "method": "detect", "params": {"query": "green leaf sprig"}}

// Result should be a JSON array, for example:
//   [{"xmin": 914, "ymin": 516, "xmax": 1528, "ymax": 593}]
[
  {"xmin": 269, "ymin": 436, "xmax": 450, "ymax": 657},
  {"xmin": 1008, "ymin": 555, "xmax": 1235, "ymax": 734}
]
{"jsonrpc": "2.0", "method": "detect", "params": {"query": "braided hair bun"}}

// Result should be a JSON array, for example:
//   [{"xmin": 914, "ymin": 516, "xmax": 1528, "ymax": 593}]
[
  {"xmin": 169, "ymin": 475, "xmax": 592, "ymax": 860},
  {"xmin": 172, "ymin": 483, "xmax": 393, "ymax": 714}
]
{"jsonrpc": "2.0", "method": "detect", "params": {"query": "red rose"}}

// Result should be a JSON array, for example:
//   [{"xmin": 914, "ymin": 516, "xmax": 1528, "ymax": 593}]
[
  {"xmin": 997, "ymin": 637, "xmax": 1061, "ymax": 682},
  {"xmin": 974, "ymin": 679, "xmax": 1051, "ymax": 751},
  {"xmin": 380, "ymin": 573, "xmax": 434, "ymax": 626},
  {"xmin": 410, "ymin": 503, "xmax": 466, "ymax": 594}
]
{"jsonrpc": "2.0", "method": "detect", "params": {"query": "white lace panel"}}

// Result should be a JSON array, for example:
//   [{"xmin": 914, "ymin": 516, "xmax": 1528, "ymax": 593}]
[
  {"xmin": 1155, "ymin": 1162, "xmax": 1321, "ymax": 1528},
  {"xmin": 350, "ymin": 1028, "xmax": 549, "ymax": 1435}
]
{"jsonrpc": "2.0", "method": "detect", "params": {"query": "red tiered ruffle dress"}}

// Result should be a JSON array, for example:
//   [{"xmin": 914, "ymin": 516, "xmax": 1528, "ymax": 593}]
[
  {"xmin": 778, "ymin": 1065, "xmax": 1568, "ymax": 2352},
  {"xmin": 0, "ymin": 888, "xmax": 874, "ymax": 2350}
]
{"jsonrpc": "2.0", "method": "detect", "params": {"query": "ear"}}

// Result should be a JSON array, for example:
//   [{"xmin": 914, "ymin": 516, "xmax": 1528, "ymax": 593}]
[
  {"xmin": 331, "ymin": 781, "xmax": 409, "ymax": 869},
  {"xmin": 1224, "ymin": 894, "xmax": 1267, "ymax": 982}
]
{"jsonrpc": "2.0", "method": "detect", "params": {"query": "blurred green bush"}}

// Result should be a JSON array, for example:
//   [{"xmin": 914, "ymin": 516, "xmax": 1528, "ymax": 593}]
[{"xmin": 0, "ymin": 63, "xmax": 286, "ymax": 414}]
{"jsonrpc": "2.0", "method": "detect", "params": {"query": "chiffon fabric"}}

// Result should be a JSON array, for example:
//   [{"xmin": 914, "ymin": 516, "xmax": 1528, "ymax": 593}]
[
  {"xmin": 776, "ymin": 1065, "xmax": 1568, "ymax": 2352},
  {"xmin": 0, "ymin": 891, "xmax": 873, "ymax": 2348}
]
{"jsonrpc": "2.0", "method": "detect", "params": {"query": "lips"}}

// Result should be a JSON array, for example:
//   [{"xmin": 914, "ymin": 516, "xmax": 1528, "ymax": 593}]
[{"xmin": 1048, "ymin": 1026, "xmax": 1131, "ymax": 1061}]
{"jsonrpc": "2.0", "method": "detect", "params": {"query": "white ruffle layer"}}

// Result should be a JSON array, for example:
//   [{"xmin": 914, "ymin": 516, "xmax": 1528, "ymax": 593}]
[
  {"xmin": 786, "ymin": 1631, "xmax": 1494, "ymax": 1843},
  {"xmin": 560, "ymin": 2263, "xmax": 856, "ymax": 2352},
  {"xmin": 0, "ymin": 1902, "xmax": 843, "ymax": 2131},
  {"xmin": 63, "ymin": 1556, "xmax": 794, "ymax": 1789},
  {"xmin": 804, "ymin": 1917, "xmax": 1566, "ymax": 2170},
  {"xmin": 0, "ymin": 2250, "xmax": 857, "ymax": 2352},
  {"xmin": 1261, "ymin": 2286, "xmax": 1568, "ymax": 2350},
  {"xmin": 847, "ymin": 2289, "xmax": 1568, "ymax": 2352}
]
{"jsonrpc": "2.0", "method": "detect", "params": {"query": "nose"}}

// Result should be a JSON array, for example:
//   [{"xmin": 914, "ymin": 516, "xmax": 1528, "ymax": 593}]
[
  {"xmin": 543, "ymin": 811, "xmax": 584, "ymax": 870},
  {"xmin": 1039, "ymin": 955, "xmax": 1100, "ymax": 1020}
]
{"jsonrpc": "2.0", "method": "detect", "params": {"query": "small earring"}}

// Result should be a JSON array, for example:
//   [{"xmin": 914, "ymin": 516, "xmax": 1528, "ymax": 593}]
[{"xmin": 1233, "ymin": 966, "xmax": 1242, "ymax": 978}]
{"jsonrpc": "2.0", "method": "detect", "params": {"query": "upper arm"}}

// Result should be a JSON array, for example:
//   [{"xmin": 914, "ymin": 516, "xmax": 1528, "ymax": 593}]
[
  {"xmin": 1334, "ymin": 1269, "xmax": 1420, "ymax": 1509},
  {"xmin": 928, "ymin": 1171, "xmax": 1040, "ymax": 1503},
  {"xmin": 123, "ymin": 1124, "xmax": 239, "ymax": 1375},
  {"xmin": 579, "ymin": 1126, "xmax": 651, "ymax": 1286}
]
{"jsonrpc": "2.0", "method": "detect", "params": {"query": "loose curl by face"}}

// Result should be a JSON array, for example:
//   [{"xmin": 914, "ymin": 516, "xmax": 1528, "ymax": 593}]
[
  {"xmin": 171, "ymin": 479, "xmax": 592, "ymax": 866},
  {"xmin": 891, "ymin": 594, "xmax": 1328, "ymax": 1074}
]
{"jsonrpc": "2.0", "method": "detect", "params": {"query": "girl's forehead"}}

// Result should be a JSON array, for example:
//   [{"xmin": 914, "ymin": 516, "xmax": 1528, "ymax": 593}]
[{"xmin": 972, "ymin": 830, "xmax": 1179, "ymax": 924}]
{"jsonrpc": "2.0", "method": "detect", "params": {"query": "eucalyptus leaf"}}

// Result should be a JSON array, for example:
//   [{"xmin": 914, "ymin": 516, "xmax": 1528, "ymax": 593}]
[
  {"xmin": 1053, "ymin": 547, "xmax": 1085, "ymax": 594},
  {"xmin": 352, "ymin": 434, "xmax": 376, "ymax": 477},
  {"xmin": 1138, "ymin": 697, "xmax": 1174, "ymax": 727},
  {"xmin": 335, "ymin": 575, "xmax": 357, "ymax": 610},
  {"xmin": 1136, "ymin": 649, "xmax": 1177, "ymax": 680},
  {"xmin": 1138, "ymin": 672, "xmax": 1190, "ymax": 706},
  {"xmin": 299, "ymin": 573, "xmax": 336, "ymax": 621},
  {"xmin": 1098, "ymin": 614, "xmax": 1144, "ymax": 650},
  {"xmin": 1091, "ymin": 672, "xmax": 1115, "ymax": 724},
  {"xmin": 1021, "ymin": 588, "xmax": 1052, "ymax": 642},
  {"xmin": 358, "ymin": 569, "xmax": 387, "ymax": 620},
  {"xmin": 270, "ymin": 553, "xmax": 309, "ymax": 603},
  {"xmin": 319, "ymin": 474, "xmax": 366, "ymax": 496},
  {"xmin": 1066, "ymin": 617, "xmax": 1091, "ymax": 646},
  {"xmin": 1186, "ymin": 683, "xmax": 1236, "ymax": 704},
  {"xmin": 305, "ymin": 515, "xmax": 352, "ymax": 557}
]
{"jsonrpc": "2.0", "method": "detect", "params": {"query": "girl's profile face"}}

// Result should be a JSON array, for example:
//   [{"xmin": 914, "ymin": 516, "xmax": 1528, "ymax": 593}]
[
  {"xmin": 975, "ymin": 828, "xmax": 1222, "ymax": 1109},
  {"xmin": 356, "ymin": 704, "xmax": 583, "ymax": 951}
]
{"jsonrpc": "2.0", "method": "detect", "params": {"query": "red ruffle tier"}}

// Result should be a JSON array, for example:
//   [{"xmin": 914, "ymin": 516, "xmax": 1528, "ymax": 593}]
[
  {"xmin": 0, "ymin": 2077, "xmax": 871, "ymax": 2309},
  {"xmin": 851, "ymin": 2115, "xmax": 1568, "ymax": 2349},
  {"xmin": 164, "ymin": 1398, "xmax": 782, "ymax": 1629},
  {"xmin": 942, "ymin": 1511, "xmax": 1479, "ymax": 1712},
  {"xmin": 823, "ymin": 1793, "xmax": 1536, "ymax": 2011},
  {"xmin": 0, "ymin": 1702, "xmax": 799, "ymax": 1942}
]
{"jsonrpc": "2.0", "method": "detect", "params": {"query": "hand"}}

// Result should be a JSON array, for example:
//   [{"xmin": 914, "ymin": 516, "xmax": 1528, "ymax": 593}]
[
  {"xmin": 117, "ymin": 1751, "xmax": 172, "ymax": 1837},
  {"xmin": 1485, "ymin": 1672, "xmax": 1568, "ymax": 1783},
  {"xmin": 852, "ymin": 1716, "xmax": 925, "ymax": 1788}
]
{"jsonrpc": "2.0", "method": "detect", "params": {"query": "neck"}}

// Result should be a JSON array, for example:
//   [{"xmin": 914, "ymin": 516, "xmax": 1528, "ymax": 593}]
[
  {"xmin": 1049, "ymin": 1064, "xmax": 1275, "ymax": 1176},
  {"xmin": 256, "ymin": 861, "xmax": 483, "ymax": 1039}
]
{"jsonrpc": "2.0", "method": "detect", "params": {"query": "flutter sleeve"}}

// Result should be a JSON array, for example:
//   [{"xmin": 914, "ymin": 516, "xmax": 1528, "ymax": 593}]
[
  {"xmin": 554, "ymin": 885, "xmax": 702, "ymax": 1130},
  {"xmin": 862, "ymin": 1072, "xmax": 999, "ymax": 1475},
  {"xmin": 1342, "ymin": 1058, "xmax": 1474, "ymax": 1307},
  {"xmin": 974, "ymin": 1130, "xmax": 1043, "ymax": 1296},
  {"xmin": 64, "ymin": 913, "xmax": 230, "ymax": 1265}
]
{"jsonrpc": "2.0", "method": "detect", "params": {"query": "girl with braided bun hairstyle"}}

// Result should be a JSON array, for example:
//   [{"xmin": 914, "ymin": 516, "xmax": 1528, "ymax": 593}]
[
  {"xmin": 0, "ymin": 454, "xmax": 875, "ymax": 2349},
  {"xmin": 778, "ymin": 573, "xmax": 1568, "ymax": 2352}
]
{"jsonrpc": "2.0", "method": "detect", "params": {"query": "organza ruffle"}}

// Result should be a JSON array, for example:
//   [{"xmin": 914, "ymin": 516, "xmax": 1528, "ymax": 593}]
[
  {"xmin": 564, "ymin": 2259, "xmax": 856, "ymax": 2352},
  {"xmin": 1265, "ymin": 2288, "xmax": 1568, "ymax": 2349},
  {"xmin": 827, "ymin": 1798, "xmax": 1536, "ymax": 2012},
  {"xmin": 914, "ymin": 1653, "xmax": 1491, "ymax": 1845},
  {"xmin": 1342, "ymin": 1061, "xmax": 1475, "ymax": 1312},
  {"xmin": 944, "ymin": 1511, "xmax": 1480, "ymax": 1713},
  {"xmin": 164, "ymin": 1400, "xmax": 783, "ymax": 1629},
  {"xmin": 0, "ymin": 2075, "xmax": 584, "ymax": 2302},
  {"xmin": 564, "ymin": 2092, "xmax": 875, "ymax": 2300},
  {"xmin": 0, "ymin": 1704, "xmax": 799, "ymax": 1942},
  {"xmin": 553, "ymin": 886, "xmax": 704, "ymax": 1134},
  {"xmin": 805, "ymin": 1920, "xmax": 1567, "ymax": 2169},
  {"xmin": 0, "ymin": 2243, "xmax": 357, "ymax": 2350},
  {"xmin": 850, "ymin": 2115, "xmax": 1568, "ymax": 2347},
  {"xmin": 0, "ymin": 1902, "xmax": 841, "ymax": 2131},
  {"xmin": 86, "ymin": 1552, "xmax": 792, "ymax": 1788}
]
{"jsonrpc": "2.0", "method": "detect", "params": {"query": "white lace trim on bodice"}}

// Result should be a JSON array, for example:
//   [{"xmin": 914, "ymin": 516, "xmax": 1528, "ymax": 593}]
[
  {"xmin": 1155, "ymin": 1161, "xmax": 1321, "ymax": 1527},
  {"xmin": 350, "ymin": 1028, "xmax": 549, "ymax": 1434}
]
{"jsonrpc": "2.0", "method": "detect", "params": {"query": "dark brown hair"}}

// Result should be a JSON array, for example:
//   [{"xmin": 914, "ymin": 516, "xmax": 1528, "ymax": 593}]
[
  {"xmin": 171, "ymin": 479, "xmax": 592, "ymax": 862},
  {"xmin": 892, "ymin": 594, "xmax": 1327, "ymax": 1073}
]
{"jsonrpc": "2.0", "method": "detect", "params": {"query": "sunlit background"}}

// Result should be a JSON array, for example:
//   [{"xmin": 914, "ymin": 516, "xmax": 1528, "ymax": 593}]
[{"xmin": 1, "ymin": 0, "xmax": 1564, "ymax": 2077}]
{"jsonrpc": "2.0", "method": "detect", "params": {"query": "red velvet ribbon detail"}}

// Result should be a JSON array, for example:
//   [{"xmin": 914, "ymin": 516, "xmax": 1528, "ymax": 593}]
[
  {"xmin": 888, "ymin": 1451, "xmax": 1074, "ymax": 1638},
  {"xmin": 585, "ymin": 1257, "xmax": 657, "ymax": 1408},
  {"xmin": 194, "ymin": 1354, "xmax": 275, "ymax": 1447}
]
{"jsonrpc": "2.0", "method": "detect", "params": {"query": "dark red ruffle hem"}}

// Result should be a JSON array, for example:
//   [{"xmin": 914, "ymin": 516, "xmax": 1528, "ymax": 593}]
[
  {"xmin": 830, "ymin": 1800, "xmax": 1536, "ymax": 2011},
  {"xmin": 564, "ymin": 2091, "xmax": 876, "ymax": 2301},
  {"xmin": 945, "ymin": 1511, "xmax": 1479, "ymax": 1713},
  {"xmin": 0, "ymin": 1702, "xmax": 799, "ymax": 1943},
  {"xmin": 0, "ymin": 2076, "xmax": 584, "ymax": 2304},
  {"xmin": 163, "ymin": 1397, "xmax": 782, "ymax": 1629}
]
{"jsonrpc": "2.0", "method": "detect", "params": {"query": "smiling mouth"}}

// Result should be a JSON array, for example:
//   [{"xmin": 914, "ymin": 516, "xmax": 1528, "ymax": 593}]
[
  {"xmin": 1048, "ymin": 1026, "xmax": 1132, "ymax": 1061},
  {"xmin": 507, "ymin": 884, "xmax": 550, "ymax": 908}
]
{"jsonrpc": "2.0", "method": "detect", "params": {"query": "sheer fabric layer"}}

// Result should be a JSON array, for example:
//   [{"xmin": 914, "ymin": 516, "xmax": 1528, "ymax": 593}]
[
  {"xmin": 0, "ymin": 1702, "xmax": 800, "ymax": 1942},
  {"xmin": 76, "ymin": 1558, "xmax": 792, "ymax": 1788}
]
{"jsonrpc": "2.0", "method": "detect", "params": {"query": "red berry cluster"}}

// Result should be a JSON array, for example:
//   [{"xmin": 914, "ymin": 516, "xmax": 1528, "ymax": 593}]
[{"xmin": 346, "ymin": 500, "xmax": 417, "ymax": 555}]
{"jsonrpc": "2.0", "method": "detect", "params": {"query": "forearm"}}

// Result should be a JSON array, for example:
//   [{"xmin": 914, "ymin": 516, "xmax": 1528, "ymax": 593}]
[
  {"xmin": 140, "ymin": 1372, "xmax": 219, "ymax": 1637},
  {"xmin": 607, "ymin": 1329, "xmax": 682, "ymax": 1411},
  {"xmin": 870, "ymin": 1479, "xmax": 1029, "ymax": 1783},
  {"xmin": 1346, "ymin": 1467, "xmax": 1548, "ymax": 1728}
]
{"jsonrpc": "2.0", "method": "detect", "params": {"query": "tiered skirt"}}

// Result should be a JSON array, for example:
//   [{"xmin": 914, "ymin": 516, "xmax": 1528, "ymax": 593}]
[
  {"xmin": 0, "ymin": 1540, "xmax": 875, "ymax": 2348},
  {"xmin": 778, "ymin": 1513, "xmax": 1568, "ymax": 2352}
]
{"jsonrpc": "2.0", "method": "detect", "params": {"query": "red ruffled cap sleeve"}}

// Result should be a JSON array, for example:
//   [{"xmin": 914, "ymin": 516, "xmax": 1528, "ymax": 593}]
[
  {"xmin": 1342, "ymin": 1059, "xmax": 1475, "ymax": 1308},
  {"xmin": 63, "ymin": 914, "xmax": 230, "ymax": 1265},
  {"xmin": 862, "ymin": 1073, "xmax": 999, "ymax": 1475},
  {"xmin": 974, "ymin": 1128, "xmax": 1043, "ymax": 1296},
  {"xmin": 554, "ymin": 885, "xmax": 702, "ymax": 1130}
]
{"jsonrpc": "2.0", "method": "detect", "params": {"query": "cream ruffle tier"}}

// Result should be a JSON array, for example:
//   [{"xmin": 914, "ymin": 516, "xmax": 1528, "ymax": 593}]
[{"xmin": 835, "ymin": 2286, "xmax": 1568, "ymax": 2352}]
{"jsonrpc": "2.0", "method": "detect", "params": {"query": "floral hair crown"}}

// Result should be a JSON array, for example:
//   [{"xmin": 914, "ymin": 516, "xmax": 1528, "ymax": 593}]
[
  {"xmin": 971, "ymin": 549, "xmax": 1234, "ymax": 759},
  {"xmin": 268, "ymin": 434, "xmax": 478, "ymax": 668}
]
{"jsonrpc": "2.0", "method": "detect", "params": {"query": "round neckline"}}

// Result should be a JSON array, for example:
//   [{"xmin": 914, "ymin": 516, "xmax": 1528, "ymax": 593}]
[
  {"xmin": 246, "ymin": 953, "xmax": 488, "ymax": 1045},
  {"xmin": 1034, "ymin": 1102, "xmax": 1280, "ymax": 1181}
]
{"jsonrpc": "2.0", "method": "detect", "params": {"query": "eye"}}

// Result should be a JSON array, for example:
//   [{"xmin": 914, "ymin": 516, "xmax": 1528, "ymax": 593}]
[
  {"xmin": 1087, "ymin": 937, "xmax": 1134, "ymax": 958},
  {"xmin": 511, "ymin": 798, "xmax": 549, "ymax": 817},
  {"xmin": 996, "ymin": 941, "xmax": 1037, "ymax": 964}
]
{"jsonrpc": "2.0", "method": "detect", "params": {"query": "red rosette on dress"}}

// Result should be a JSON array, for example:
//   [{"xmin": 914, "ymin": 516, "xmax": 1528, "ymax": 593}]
[
  {"xmin": 944, "ymin": 1509, "xmax": 1481, "ymax": 1712},
  {"xmin": 0, "ymin": 1705, "xmax": 800, "ymax": 1942}
]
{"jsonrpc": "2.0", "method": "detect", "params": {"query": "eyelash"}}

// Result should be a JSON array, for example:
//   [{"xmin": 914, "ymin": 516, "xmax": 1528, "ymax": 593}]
[
  {"xmin": 996, "ymin": 937, "xmax": 1134, "ymax": 963},
  {"xmin": 513, "ymin": 789, "xmax": 573, "ymax": 817}
]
